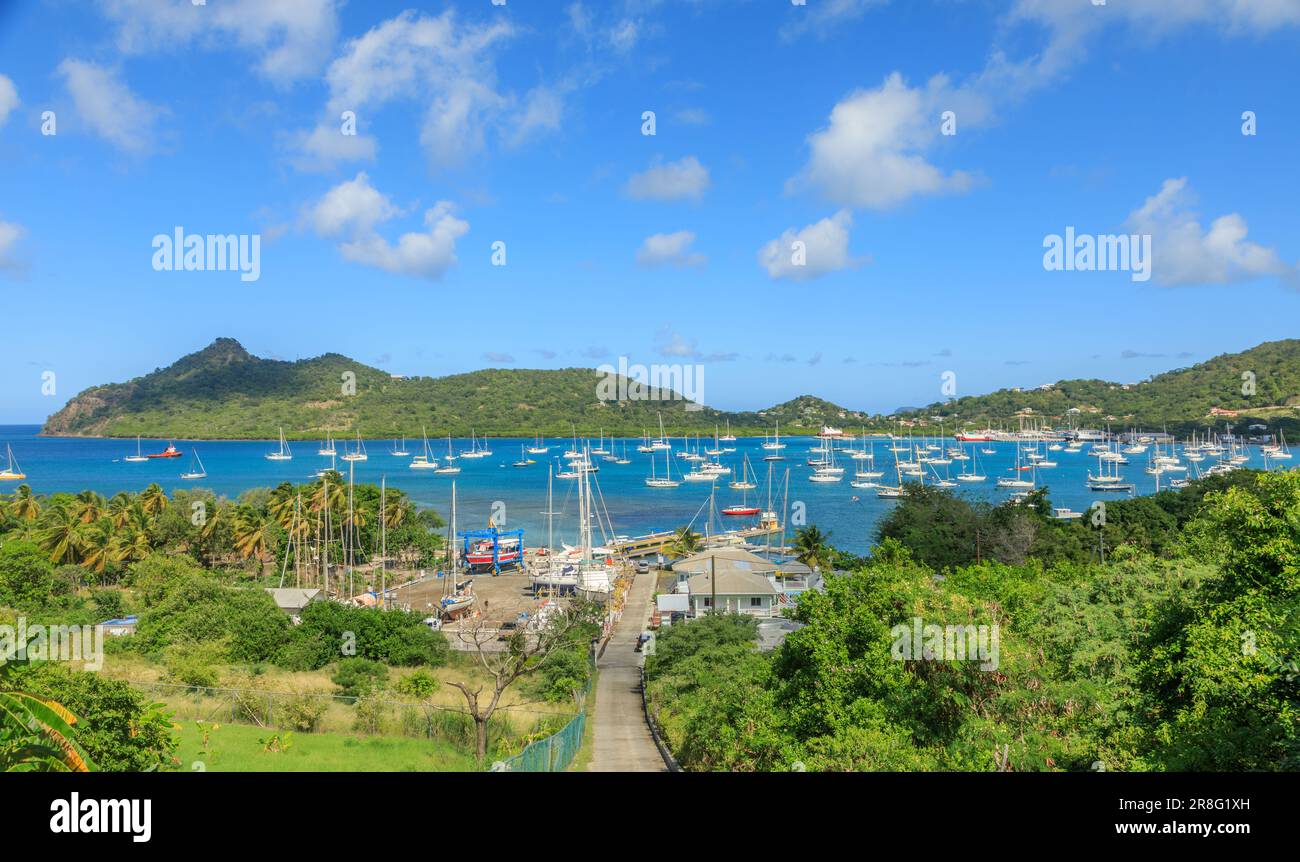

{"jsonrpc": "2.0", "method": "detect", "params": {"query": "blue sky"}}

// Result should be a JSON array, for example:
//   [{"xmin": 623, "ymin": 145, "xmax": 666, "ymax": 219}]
[{"xmin": 1, "ymin": 0, "xmax": 1299, "ymax": 424}]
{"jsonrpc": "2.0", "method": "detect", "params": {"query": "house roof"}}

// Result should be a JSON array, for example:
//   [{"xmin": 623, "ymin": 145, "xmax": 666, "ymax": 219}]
[
  {"xmin": 686, "ymin": 568, "xmax": 777, "ymax": 597},
  {"xmin": 265, "ymin": 588, "xmax": 323, "ymax": 610},
  {"xmin": 673, "ymin": 547, "xmax": 778, "ymax": 574}
]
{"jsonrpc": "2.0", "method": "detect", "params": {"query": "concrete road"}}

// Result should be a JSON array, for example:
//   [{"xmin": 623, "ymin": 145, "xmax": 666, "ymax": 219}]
[{"xmin": 586, "ymin": 570, "xmax": 668, "ymax": 772}]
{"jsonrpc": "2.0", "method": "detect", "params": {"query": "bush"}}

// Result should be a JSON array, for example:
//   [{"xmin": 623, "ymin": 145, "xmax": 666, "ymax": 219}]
[
  {"xmin": 287, "ymin": 602, "xmax": 449, "ymax": 670},
  {"xmin": 91, "ymin": 588, "xmax": 127, "ymax": 621},
  {"xmin": 353, "ymin": 694, "xmax": 389, "ymax": 735},
  {"xmin": 279, "ymin": 692, "xmax": 328, "ymax": 732},
  {"xmin": 0, "ymin": 541, "xmax": 58, "ymax": 610},
  {"xmin": 332, "ymin": 657, "xmax": 389, "ymax": 701},
  {"xmin": 134, "ymin": 574, "xmax": 291, "ymax": 663},
  {"xmin": 10, "ymin": 665, "xmax": 179, "ymax": 771}
]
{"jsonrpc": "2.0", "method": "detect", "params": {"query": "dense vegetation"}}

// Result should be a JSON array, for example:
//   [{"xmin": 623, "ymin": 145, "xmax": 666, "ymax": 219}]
[
  {"xmin": 41, "ymin": 338, "xmax": 867, "ymax": 439},
  {"xmin": 0, "ymin": 476, "xmax": 599, "ymax": 771},
  {"xmin": 907, "ymin": 338, "xmax": 1300, "ymax": 434},
  {"xmin": 646, "ymin": 470, "xmax": 1300, "ymax": 771}
]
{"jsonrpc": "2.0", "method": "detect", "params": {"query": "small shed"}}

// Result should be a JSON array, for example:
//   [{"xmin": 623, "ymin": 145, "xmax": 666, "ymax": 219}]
[{"xmin": 265, "ymin": 588, "xmax": 324, "ymax": 617}]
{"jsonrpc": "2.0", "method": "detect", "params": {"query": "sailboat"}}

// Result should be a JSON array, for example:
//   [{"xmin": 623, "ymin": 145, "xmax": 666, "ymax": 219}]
[
  {"xmin": 409, "ymin": 427, "xmax": 440, "ymax": 470},
  {"xmin": 645, "ymin": 443, "xmax": 681, "ymax": 488},
  {"xmin": 614, "ymin": 440, "xmax": 631, "ymax": 465},
  {"xmin": 265, "ymin": 427, "xmax": 293, "ymax": 461},
  {"xmin": 391, "ymin": 434, "xmax": 410, "ymax": 457},
  {"xmin": 729, "ymin": 454, "xmax": 758, "ymax": 490},
  {"xmin": 527, "ymin": 433, "xmax": 550, "ymax": 455},
  {"xmin": 123, "ymin": 435, "xmax": 148, "ymax": 463},
  {"xmin": 314, "ymin": 453, "xmax": 337, "ymax": 478},
  {"xmin": 318, "ymin": 433, "xmax": 336, "ymax": 457},
  {"xmin": 180, "ymin": 449, "xmax": 207, "ymax": 480},
  {"xmin": 340, "ymin": 433, "xmax": 368, "ymax": 462},
  {"xmin": 955, "ymin": 446, "xmax": 986, "ymax": 482},
  {"xmin": 719, "ymin": 419, "xmax": 737, "ymax": 443},
  {"xmin": 761, "ymin": 421, "xmax": 786, "ymax": 452},
  {"xmin": 513, "ymin": 445, "xmax": 534, "ymax": 468},
  {"xmin": 996, "ymin": 445, "xmax": 1035, "ymax": 489},
  {"xmin": 439, "ymin": 483, "xmax": 476, "ymax": 616},
  {"xmin": 0, "ymin": 444, "xmax": 26, "ymax": 481}
]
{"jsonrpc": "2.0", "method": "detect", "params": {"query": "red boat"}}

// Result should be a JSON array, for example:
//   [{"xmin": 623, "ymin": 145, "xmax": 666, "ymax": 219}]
[
  {"xmin": 465, "ymin": 539, "xmax": 523, "ymax": 567},
  {"xmin": 956, "ymin": 432, "xmax": 994, "ymax": 442},
  {"xmin": 721, "ymin": 505, "xmax": 762, "ymax": 517},
  {"xmin": 146, "ymin": 443, "xmax": 183, "ymax": 459}
]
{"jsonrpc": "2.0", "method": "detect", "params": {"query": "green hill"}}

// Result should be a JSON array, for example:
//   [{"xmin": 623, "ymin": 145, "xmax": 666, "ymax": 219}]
[
  {"xmin": 908, "ymin": 339, "xmax": 1300, "ymax": 432},
  {"xmin": 41, "ymin": 338, "xmax": 864, "ymax": 439}
]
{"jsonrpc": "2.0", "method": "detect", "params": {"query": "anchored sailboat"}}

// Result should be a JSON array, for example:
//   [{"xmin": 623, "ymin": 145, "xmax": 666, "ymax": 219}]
[
  {"xmin": 265, "ymin": 427, "xmax": 293, "ymax": 461},
  {"xmin": 0, "ymin": 444, "xmax": 26, "ymax": 481},
  {"xmin": 180, "ymin": 449, "xmax": 207, "ymax": 480},
  {"xmin": 123, "ymin": 435, "xmax": 148, "ymax": 463}
]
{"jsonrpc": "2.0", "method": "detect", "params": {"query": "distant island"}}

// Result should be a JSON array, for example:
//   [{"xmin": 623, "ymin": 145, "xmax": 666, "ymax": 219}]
[{"xmin": 40, "ymin": 337, "xmax": 1300, "ymax": 440}]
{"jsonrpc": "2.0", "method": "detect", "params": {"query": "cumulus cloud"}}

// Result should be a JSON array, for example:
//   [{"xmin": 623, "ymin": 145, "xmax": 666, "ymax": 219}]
[
  {"xmin": 291, "ymin": 9, "xmax": 558, "ymax": 170},
  {"xmin": 0, "ymin": 75, "xmax": 18, "ymax": 127},
  {"xmin": 56, "ymin": 59, "xmax": 165, "ymax": 153},
  {"xmin": 309, "ymin": 172, "xmax": 468, "ymax": 280},
  {"xmin": 100, "ymin": 0, "xmax": 339, "ymax": 85},
  {"xmin": 758, "ymin": 210, "xmax": 861, "ymax": 281},
  {"xmin": 788, "ymin": 73, "xmax": 976, "ymax": 210},
  {"xmin": 1125, "ymin": 178, "xmax": 1296, "ymax": 287},
  {"xmin": 636, "ymin": 231, "xmax": 706, "ymax": 268},
  {"xmin": 626, "ymin": 156, "xmax": 710, "ymax": 202}
]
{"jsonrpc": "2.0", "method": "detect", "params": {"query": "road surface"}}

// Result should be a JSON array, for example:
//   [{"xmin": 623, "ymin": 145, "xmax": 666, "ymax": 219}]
[{"xmin": 586, "ymin": 570, "xmax": 668, "ymax": 772}]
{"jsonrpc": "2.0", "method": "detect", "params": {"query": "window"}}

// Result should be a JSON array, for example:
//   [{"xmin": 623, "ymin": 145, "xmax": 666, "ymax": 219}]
[
  {"xmin": 750, "ymin": 597, "xmax": 763, "ymax": 607},
  {"xmin": 702, "ymin": 598, "xmax": 712, "ymax": 607}
]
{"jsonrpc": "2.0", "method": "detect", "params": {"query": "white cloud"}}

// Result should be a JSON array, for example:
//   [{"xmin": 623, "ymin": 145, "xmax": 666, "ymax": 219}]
[
  {"xmin": 788, "ymin": 73, "xmax": 975, "ymax": 210},
  {"xmin": 608, "ymin": 19, "xmax": 640, "ymax": 52},
  {"xmin": 1125, "ymin": 177, "xmax": 1296, "ymax": 287},
  {"xmin": 758, "ymin": 210, "xmax": 860, "ymax": 281},
  {"xmin": 57, "ymin": 59, "xmax": 164, "ymax": 153},
  {"xmin": 309, "ymin": 172, "xmax": 468, "ymax": 280},
  {"xmin": 781, "ymin": 0, "xmax": 890, "ymax": 40},
  {"xmin": 292, "ymin": 9, "xmax": 554, "ymax": 170},
  {"xmin": 287, "ymin": 121, "xmax": 377, "ymax": 173},
  {"xmin": 0, "ymin": 219, "xmax": 24, "ymax": 273},
  {"xmin": 101, "ymin": 0, "xmax": 339, "ymax": 85},
  {"xmin": 626, "ymin": 156, "xmax": 710, "ymax": 202},
  {"xmin": 0, "ymin": 75, "xmax": 18, "ymax": 127},
  {"xmin": 636, "ymin": 231, "xmax": 706, "ymax": 268}
]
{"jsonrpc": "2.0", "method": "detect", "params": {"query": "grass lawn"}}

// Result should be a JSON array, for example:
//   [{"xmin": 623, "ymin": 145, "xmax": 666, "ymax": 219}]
[{"xmin": 175, "ymin": 721, "xmax": 480, "ymax": 772}]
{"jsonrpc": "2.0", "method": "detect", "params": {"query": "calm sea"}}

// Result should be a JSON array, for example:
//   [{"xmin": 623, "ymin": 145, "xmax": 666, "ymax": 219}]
[{"xmin": 0, "ymin": 425, "xmax": 1276, "ymax": 556}]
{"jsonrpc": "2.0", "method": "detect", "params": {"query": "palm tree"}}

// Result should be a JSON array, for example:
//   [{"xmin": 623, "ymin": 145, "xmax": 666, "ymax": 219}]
[
  {"xmin": 35, "ymin": 503, "xmax": 83, "ymax": 565},
  {"xmin": 8, "ymin": 485, "xmax": 40, "ymax": 522},
  {"xmin": 792, "ymin": 525, "xmax": 833, "ymax": 572},
  {"xmin": 107, "ymin": 492, "xmax": 134, "ymax": 529},
  {"xmin": 268, "ymin": 483, "xmax": 297, "ymax": 530},
  {"xmin": 138, "ymin": 483, "xmax": 168, "ymax": 518},
  {"xmin": 232, "ymin": 507, "xmax": 273, "ymax": 569},
  {"xmin": 78, "ymin": 518, "xmax": 123, "ymax": 575},
  {"xmin": 382, "ymin": 494, "xmax": 410, "ymax": 531},
  {"xmin": 665, "ymin": 525, "xmax": 703, "ymax": 560},
  {"xmin": 72, "ymin": 491, "xmax": 106, "ymax": 524}
]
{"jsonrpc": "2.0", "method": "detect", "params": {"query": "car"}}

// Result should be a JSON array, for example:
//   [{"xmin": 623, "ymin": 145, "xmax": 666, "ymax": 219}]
[{"xmin": 634, "ymin": 560, "xmax": 650, "ymax": 574}]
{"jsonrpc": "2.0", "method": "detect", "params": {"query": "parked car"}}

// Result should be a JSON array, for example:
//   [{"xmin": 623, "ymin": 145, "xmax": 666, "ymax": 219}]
[{"xmin": 634, "ymin": 560, "xmax": 650, "ymax": 574}]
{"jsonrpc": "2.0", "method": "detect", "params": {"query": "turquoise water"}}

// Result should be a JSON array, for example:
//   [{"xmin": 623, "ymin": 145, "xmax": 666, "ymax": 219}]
[{"xmin": 0, "ymin": 425, "xmax": 1278, "ymax": 556}]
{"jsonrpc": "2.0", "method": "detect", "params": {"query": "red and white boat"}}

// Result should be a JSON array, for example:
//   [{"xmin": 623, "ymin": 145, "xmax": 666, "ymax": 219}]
[
  {"xmin": 955, "ymin": 431, "xmax": 994, "ymax": 442},
  {"xmin": 465, "ymin": 538, "xmax": 523, "ymax": 567},
  {"xmin": 146, "ymin": 443, "xmax": 183, "ymax": 459},
  {"xmin": 817, "ymin": 425, "xmax": 844, "ymax": 438},
  {"xmin": 721, "ymin": 505, "xmax": 761, "ymax": 517}
]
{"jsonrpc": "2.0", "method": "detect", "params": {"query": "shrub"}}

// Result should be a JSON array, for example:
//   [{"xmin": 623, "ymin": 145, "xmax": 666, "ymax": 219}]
[
  {"xmin": 279, "ymin": 692, "xmax": 328, "ymax": 732},
  {"xmin": 332, "ymin": 657, "xmax": 389, "ymax": 701}
]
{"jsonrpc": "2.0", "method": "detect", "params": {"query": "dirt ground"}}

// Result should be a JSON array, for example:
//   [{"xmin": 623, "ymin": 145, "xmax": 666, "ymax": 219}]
[{"xmin": 397, "ymin": 567, "xmax": 546, "ymax": 627}]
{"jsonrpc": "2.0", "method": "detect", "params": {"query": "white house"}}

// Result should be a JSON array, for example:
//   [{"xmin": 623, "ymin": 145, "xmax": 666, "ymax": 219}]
[{"xmin": 684, "ymin": 569, "xmax": 779, "ymax": 618}]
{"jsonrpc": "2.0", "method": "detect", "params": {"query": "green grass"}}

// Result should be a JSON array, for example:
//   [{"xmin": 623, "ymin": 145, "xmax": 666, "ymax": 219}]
[{"xmin": 176, "ymin": 721, "xmax": 480, "ymax": 772}]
